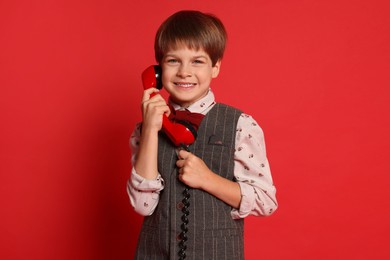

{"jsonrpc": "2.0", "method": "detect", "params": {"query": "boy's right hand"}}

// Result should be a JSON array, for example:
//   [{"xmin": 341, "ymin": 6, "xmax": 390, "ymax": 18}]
[{"xmin": 141, "ymin": 88, "xmax": 170, "ymax": 132}]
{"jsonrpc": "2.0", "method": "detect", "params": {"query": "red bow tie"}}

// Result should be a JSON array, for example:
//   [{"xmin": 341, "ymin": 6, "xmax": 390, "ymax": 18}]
[{"xmin": 168, "ymin": 106, "xmax": 205, "ymax": 132}]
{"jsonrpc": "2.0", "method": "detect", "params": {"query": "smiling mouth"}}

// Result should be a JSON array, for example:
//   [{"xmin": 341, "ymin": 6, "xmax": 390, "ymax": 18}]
[{"xmin": 174, "ymin": 82, "xmax": 196, "ymax": 88}]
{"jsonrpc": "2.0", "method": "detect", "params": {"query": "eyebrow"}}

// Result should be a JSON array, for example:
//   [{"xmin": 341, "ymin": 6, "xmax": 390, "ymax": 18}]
[
  {"xmin": 192, "ymin": 55, "xmax": 208, "ymax": 59},
  {"xmin": 164, "ymin": 54, "xmax": 208, "ymax": 59}
]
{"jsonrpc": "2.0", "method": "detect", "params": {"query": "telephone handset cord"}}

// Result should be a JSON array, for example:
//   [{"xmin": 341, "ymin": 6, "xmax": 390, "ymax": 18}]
[
  {"xmin": 178, "ymin": 145, "xmax": 191, "ymax": 260},
  {"xmin": 178, "ymin": 186, "xmax": 190, "ymax": 259}
]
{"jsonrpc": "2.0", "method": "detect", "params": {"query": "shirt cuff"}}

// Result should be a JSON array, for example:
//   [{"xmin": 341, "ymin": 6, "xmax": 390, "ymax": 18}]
[
  {"xmin": 130, "ymin": 167, "xmax": 164, "ymax": 192},
  {"xmin": 231, "ymin": 182, "xmax": 255, "ymax": 219}
]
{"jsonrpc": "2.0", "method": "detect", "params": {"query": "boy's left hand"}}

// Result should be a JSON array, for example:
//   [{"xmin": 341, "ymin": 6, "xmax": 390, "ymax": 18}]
[{"xmin": 176, "ymin": 149, "xmax": 212, "ymax": 189}]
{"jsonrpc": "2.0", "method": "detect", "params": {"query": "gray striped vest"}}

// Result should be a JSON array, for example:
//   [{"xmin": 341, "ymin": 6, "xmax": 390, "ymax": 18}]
[{"xmin": 135, "ymin": 103, "xmax": 245, "ymax": 260}]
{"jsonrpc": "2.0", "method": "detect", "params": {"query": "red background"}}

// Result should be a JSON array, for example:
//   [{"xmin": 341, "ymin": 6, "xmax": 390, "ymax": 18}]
[{"xmin": 1, "ymin": 0, "xmax": 389, "ymax": 259}]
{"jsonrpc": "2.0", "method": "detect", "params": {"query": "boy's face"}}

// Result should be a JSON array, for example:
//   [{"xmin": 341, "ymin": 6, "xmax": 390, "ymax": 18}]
[{"xmin": 161, "ymin": 44, "xmax": 221, "ymax": 108}]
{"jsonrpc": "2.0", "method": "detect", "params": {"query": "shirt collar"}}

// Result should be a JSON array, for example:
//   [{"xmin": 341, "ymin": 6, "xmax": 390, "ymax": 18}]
[{"xmin": 169, "ymin": 88, "xmax": 215, "ymax": 114}]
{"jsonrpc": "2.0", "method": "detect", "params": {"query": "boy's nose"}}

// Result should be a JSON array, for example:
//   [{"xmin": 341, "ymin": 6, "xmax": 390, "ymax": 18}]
[{"xmin": 177, "ymin": 64, "xmax": 192, "ymax": 78}]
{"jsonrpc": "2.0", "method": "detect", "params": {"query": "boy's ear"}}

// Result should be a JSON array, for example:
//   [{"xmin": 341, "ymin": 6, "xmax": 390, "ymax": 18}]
[{"xmin": 211, "ymin": 60, "xmax": 222, "ymax": 78}]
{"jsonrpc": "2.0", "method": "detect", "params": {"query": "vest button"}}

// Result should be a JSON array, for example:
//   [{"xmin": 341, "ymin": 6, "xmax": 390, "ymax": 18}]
[{"xmin": 177, "ymin": 202, "xmax": 184, "ymax": 210}]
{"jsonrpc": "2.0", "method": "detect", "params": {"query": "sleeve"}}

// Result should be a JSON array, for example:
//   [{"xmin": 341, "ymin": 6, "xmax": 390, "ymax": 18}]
[
  {"xmin": 231, "ymin": 114, "xmax": 278, "ymax": 219},
  {"xmin": 126, "ymin": 123, "xmax": 165, "ymax": 216}
]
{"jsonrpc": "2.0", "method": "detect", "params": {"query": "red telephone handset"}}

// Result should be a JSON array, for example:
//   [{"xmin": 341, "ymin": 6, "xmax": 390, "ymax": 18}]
[{"xmin": 141, "ymin": 65, "xmax": 197, "ymax": 147}]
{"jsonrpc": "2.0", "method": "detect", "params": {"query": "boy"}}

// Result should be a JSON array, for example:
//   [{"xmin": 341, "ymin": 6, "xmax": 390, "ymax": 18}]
[{"xmin": 127, "ymin": 10, "xmax": 278, "ymax": 259}]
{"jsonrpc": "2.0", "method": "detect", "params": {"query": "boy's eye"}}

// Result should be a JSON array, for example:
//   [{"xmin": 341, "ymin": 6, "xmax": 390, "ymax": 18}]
[
  {"xmin": 193, "ymin": 59, "xmax": 204, "ymax": 64},
  {"xmin": 167, "ymin": 59, "xmax": 178, "ymax": 63}
]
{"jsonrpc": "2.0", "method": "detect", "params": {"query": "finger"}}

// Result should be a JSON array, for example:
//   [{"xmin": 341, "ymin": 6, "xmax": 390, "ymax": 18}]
[
  {"xmin": 178, "ymin": 149, "xmax": 190, "ymax": 160},
  {"xmin": 178, "ymin": 167, "xmax": 183, "ymax": 174},
  {"xmin": 164, "ymin": 105, "xmax": 171, "ymax": 117},
  {"xmin": 176, "ymin": 159, "xmax": 185, "ymax": 168},
  {"xmin": 160, "ymin": 103, "xmax": 170, "ymax": 117},
  {"xmin": 142, "ymin": 88, "xmax": 160, "ymax": 102},
  {"xmin": 143, "ymin": 97, "xmax": 167, "ymax": 113},
  {"xmin": 177, "ymin": 168, "xmax": 186, "ymax": 182},
  {"xmin": 178, "ymin": 171, "xmax": 184, "ymax": 182},
  {"xmin": 145, "ymin": 87, "xmax": 160, "ymax": 96}
]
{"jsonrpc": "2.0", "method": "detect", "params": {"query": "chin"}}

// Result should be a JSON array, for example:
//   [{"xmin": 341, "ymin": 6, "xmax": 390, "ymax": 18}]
[{"xmin": 171, "ymin": 96, "xmax": 193, "ymax": 107}]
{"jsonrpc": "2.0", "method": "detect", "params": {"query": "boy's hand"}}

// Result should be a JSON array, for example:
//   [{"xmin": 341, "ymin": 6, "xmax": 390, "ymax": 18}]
[
  {"xmin": 176, "ymin": 149, "xmax": 212, "ymax": 189},
  {"xmin": 141, "ymin": 88, "xmax": 170, "ymax": 132}
]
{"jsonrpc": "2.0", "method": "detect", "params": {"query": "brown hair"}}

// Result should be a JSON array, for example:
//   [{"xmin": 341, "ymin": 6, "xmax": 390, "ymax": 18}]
[{"xmin": 154, "ymin": 10, "xmax": 227, "ymax": 66}]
